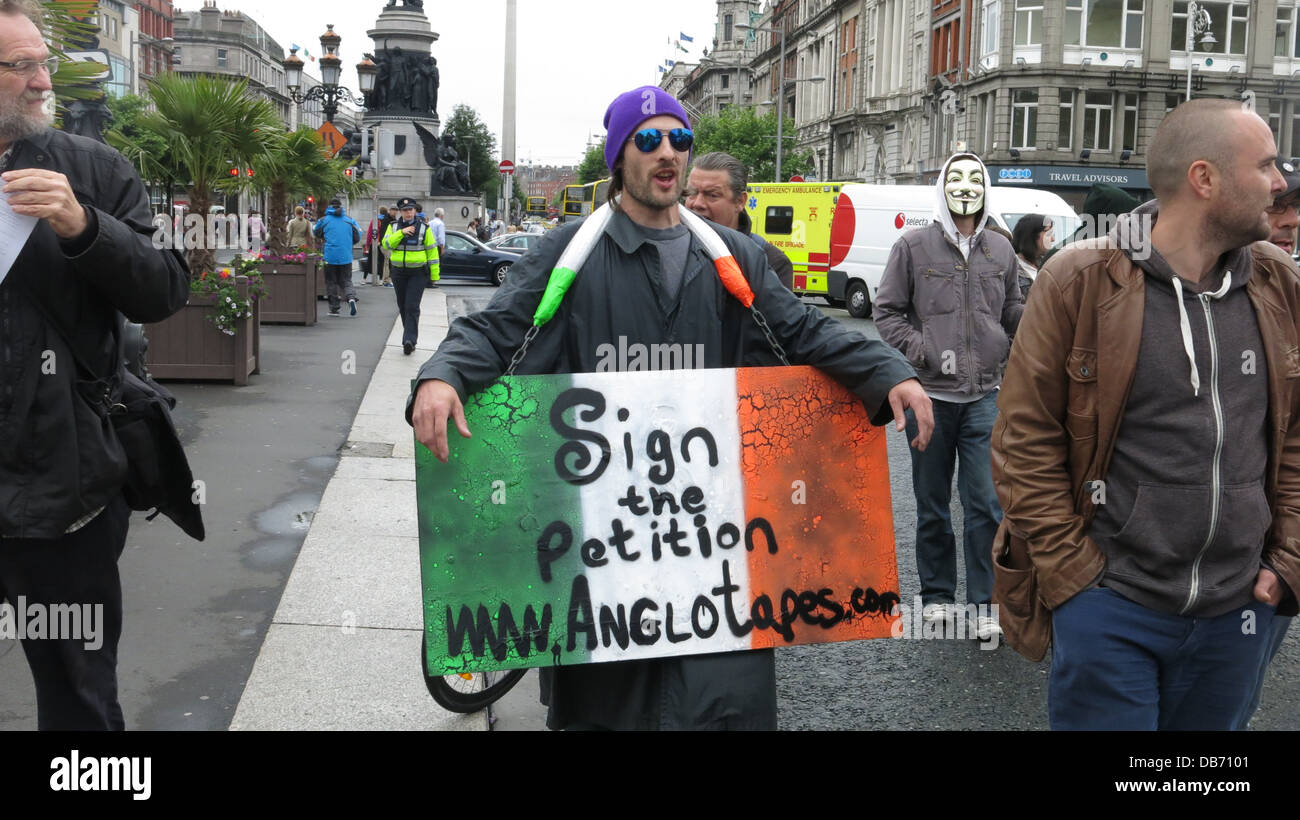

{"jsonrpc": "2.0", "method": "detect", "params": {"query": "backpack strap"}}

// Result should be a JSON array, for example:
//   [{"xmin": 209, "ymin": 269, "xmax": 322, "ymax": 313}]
[{"xmin": 505, "ymin": 201, "xmax": 789, "ymax": 375}]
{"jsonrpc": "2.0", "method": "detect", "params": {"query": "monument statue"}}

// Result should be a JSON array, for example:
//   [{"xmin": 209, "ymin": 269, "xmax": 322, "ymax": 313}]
[
  {"xmin": 362, "ymin": 47, "xmax": 439, "ymax": 117},
  {"xmin": 414, "ymin": 123, "xmax": 471, "ymax": 194},
  {"xmin": 384, "ymin": 0, "xmax": 424, "ymax": 9},
  {"xmin": 63, "ymin": 98, "xmax": 113, "ymax": 144}
]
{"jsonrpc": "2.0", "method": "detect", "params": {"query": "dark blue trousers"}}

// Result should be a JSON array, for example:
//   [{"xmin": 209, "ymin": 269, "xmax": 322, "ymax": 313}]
[
  {"xmin": 390, "ymin": 269, "xmax": 424, "ymax": 346},
  {"xmin": 1050, "ymin": 586, "xmax": 1275, "ymax": 730}
]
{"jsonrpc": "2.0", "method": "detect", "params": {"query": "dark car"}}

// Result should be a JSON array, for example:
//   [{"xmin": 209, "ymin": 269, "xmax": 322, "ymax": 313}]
[
  {"xmin": 433, "ymin": 230, "xmax": 517, "ymax": 287},
  {"xmin": 486, "ymin": 232, "xmax": 544, "ymax": 254}
]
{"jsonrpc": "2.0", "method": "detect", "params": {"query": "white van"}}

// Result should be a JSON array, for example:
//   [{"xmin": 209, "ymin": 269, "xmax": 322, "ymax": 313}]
[{"xmin": 827, "ymin": 184, "xmax": 1081, "ymax": 317}]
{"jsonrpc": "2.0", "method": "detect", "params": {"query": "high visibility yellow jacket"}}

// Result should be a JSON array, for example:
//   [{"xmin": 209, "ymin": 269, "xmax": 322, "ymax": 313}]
[{"xmin": 384, "ymin": 220, "xmax": 440, "ymax": 279}]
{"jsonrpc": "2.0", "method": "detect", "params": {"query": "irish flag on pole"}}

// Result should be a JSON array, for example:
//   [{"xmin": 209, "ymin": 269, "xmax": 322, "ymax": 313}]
[{"xmin": 417, "ymin": 366, "xmax": 899, "ymax": 675}]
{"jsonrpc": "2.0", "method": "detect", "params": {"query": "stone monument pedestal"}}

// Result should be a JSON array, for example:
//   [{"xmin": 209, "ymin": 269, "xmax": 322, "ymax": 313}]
[{"xmin": 354, "ymin": 4, "xmax": 483, "ymax": 229}]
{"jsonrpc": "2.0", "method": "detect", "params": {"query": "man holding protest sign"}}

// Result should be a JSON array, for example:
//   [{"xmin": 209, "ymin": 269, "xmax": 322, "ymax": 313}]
[{"xmin": 409, "ymin": 85, "xmax": 932, "ymax": 731}]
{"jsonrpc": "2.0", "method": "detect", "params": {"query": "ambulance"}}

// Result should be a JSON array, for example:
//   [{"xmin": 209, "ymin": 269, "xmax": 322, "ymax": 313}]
[
  {"xmin": 744, "ymin": 182, "xmax": 845, "ymax": 300},
  {"xmin": 826, "ymin": 184, "xmax": 1081, "ymax": 318}
]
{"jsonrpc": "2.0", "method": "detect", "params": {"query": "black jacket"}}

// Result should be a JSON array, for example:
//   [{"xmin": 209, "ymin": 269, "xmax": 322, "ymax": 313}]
[
  {"xmin": 409, "ymin": 207, "xmax": 915, "ymax": 729},
  {"xmin": 0, "ymin": 129, "xmax": 190, "ymax": 538}
]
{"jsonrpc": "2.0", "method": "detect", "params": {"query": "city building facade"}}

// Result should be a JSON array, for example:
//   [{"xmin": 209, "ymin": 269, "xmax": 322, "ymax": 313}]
[
  {"xmin": 172, "ymin": 2, "xmax": 295, "ymax": 127},
  {"xmin": 133, "ymin": 0, "xmax": 174, "ymax": 82},
  {"xmin": 663, "ymin": 0, "xmax": 1299, "ymax": 204}
]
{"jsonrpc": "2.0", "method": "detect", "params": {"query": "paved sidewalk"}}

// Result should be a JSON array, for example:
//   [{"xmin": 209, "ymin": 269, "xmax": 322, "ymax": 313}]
[{"xmin": 231, "ymin": 287, "xmax": 486, "ymax": 731}]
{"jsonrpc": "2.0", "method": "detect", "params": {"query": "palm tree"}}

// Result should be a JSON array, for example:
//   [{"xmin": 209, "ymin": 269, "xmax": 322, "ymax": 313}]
[
  {"xmin": 250, "ymin": 127, "xmax": 373, "ymax": 256},
  {"xmin": 42, "ymin": 0, "xmax": 118, "ymax": 114},
  {"xmin": 134, "ymin": 73, "xmax": 284, "ymax": 273}
]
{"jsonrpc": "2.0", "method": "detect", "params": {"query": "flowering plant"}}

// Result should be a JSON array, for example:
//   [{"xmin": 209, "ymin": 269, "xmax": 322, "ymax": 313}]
[
  {"xmin": 252, "ymin": 245, "xmax": 315, "ymax": 264},
  {"xmin": 190, "ymin": 264, "xmax": 264, "ymax": 336}
]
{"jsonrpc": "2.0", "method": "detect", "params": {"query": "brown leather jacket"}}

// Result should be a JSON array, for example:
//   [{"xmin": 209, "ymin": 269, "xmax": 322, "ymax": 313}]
[{"xmin": 991, "ymin": 236, "xmax": 1300, "ymax": 656}]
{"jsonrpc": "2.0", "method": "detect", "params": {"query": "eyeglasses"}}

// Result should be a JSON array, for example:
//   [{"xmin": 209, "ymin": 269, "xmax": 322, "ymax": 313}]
[
  {"xmin": 1266, "ymin": 199, "xmax": 1299, "ymax": 215},
  {"xmin": 0, "ymin": 56, "xmax": 60, "ymax": 78},
  {"xmin": 631, "ymin": 128, "xmax": 694, "ymax": 154}
]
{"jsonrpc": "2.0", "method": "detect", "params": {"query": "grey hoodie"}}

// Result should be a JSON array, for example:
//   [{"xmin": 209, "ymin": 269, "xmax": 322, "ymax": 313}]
[
  {"xmin": 1088, "ymin": 200, "xmax": 1270, "ymax": 618},
  {"xmin": 874, "ymin": 153, "xmax": 1023, "ymax": 399}
]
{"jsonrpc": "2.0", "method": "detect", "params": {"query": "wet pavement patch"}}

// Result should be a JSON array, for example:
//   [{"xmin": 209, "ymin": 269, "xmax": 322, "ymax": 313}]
[{"xmin": 252, "ymin": 491, "xmax": 321, "ymax": 537}]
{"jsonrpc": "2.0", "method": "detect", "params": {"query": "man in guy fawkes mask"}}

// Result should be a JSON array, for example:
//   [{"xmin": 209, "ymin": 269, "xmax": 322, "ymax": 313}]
[{"xmin": 874, "ymin": 152, "xmax": 1024, "ymax": 643}]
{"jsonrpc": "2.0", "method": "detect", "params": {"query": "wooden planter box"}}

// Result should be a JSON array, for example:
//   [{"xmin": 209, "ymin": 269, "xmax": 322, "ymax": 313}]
[
  {"xmin": 257, "ymin": 259, "xmax": 318, "ymax": 325},
  {"xmin": 144, "ymin": 276, "xmax": 258, "ymax": 385}
]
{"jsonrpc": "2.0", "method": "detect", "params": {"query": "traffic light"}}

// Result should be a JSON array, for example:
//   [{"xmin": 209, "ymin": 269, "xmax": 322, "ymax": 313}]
[
  {"xmin": 229, "ymin": 167, "xmax": 239, "ymax": 177},
  {"xmin": 307, "ymin": 196, "xmax": 314, "ymax": 205},
  {"xmin": 344, "ymin": 167, "xmax": 354, "ymax": 179},
  {"xmin": 246, "ymin": 168, "xmax": 254, "ymax": 178}
]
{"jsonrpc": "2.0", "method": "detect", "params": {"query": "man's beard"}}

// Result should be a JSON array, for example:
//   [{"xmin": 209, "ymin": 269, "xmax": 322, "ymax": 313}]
[
  {"xmin": 1209, "ymin": 201, "xmax": 1271, "ymax": 248},
  {"xmin": 624, "ymin": 162, "xmax": 681, "ymax": 212},
  {"xmin": 0, "ymin": 92, "xmax": 53, "ymax": 144}
]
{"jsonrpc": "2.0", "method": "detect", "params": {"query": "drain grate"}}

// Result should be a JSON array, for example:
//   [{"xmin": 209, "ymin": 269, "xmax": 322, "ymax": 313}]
[{"xmin": 341, "ymin": 441, "xmax": 395, "ymax": 458}]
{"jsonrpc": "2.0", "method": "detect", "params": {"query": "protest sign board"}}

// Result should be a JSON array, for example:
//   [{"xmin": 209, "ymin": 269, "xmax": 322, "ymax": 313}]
[{"xmin": 417, "ymin": 366, "xmax": 899, "ymax": 675}]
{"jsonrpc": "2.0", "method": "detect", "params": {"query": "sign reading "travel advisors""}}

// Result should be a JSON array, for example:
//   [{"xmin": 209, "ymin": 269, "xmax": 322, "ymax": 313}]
[{"xmin": 416, "ymin": 366, "xmax": 900, "ymax": 675}]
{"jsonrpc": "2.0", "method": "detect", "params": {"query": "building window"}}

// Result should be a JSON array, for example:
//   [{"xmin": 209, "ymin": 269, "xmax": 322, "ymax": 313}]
[
  {"xmin": 721, "ymin": 73, "xmax": 730, "ymax": 89},
  {"xmin": 1292, "ymin": 111, "xmax": 1300, "ymax": 159},
  {"xmin": 1066, "ymin": 0, "xmax": 1144, "ymax": 49},
  {"xmin": 1172, "ymin": 2, "xmax": 1251, "ymax": 56},
  {"xmin": 1267, "ymin": 100, "xmax": 1282, "ymax": 148},
  {"xmin": 1277, "ymin": 3, "xmax": 1300, "ymax": 58},
  {"xmin": 217, "ymin": 48, "xmax": 228, "ymax": 68},
  {"xmin": 724, "ymin": 13, "xmax": 733, "ymax": 43},
  {"xmin": 1165, "ymin": 93, "xmax": 1181, "ymax": 113},
  {"xmin": 1014, "ymin": 0, "xmax": 1043, "ymax": 47},
  {"xmin": 981, "ymin": 0, "xmax": 999, "ymax": 56},
  {"xmin": 1083, "ymin": 90, "xmax": 1114, "ymax": 152},
  {"xmin": 1121, "ymin": 92, "xmax": 1138, "ymax": 151},
  {"xmin": 1012, "ymin": 88, "xmax": 1039, "ymax": 148},
  {"xmin": 1059, "ymin": 89, "xmax": 1075, "ymax": 151}
]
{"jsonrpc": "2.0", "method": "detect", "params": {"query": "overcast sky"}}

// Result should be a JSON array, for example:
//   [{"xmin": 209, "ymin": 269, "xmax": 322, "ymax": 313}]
[{"xmin": 184, "ymin": 1, "xmax": 723, "ymax": 168}]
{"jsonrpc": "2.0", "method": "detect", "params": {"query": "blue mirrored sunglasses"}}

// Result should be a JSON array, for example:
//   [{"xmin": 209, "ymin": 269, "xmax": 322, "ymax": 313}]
[{"xmin": 632, "ymin": 128, "xmax": 694, "ymax": 153}]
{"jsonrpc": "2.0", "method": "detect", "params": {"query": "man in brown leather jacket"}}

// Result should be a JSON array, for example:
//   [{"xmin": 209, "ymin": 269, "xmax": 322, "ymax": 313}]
[{"xmin": 992, "ymin": 99, "xmax": 1300, "ymax": 730}]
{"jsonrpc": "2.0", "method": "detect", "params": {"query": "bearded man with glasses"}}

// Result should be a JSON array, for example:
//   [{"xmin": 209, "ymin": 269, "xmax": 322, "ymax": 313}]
[
  {"xmin": 408, "ymin": 85, "xmax": 931, "ymax": 731},
  {"xmin": 0, "ymin": 0, "xmax": 189, "ymax": 730}
]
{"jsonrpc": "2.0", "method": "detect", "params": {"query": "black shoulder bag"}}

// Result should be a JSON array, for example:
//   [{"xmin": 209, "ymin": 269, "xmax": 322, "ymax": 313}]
[{"xmin": 16, "ymin": 280, "xmax": 206, "ymax": 541}]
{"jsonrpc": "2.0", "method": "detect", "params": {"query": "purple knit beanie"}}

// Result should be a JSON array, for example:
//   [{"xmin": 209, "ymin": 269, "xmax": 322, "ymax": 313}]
[{"xmin": 603, "ymin": 86, "xmax": 692, "ymax": 172}]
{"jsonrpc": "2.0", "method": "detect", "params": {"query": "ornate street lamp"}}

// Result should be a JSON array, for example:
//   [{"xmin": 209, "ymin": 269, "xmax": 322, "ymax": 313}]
[
  {"xmin": 282, "ymin": 24, "xmax": 377, "ymax": 123},
  {"xmin": 1185, "ymin": 2, "xmax": 1218, "ymax": 102}
]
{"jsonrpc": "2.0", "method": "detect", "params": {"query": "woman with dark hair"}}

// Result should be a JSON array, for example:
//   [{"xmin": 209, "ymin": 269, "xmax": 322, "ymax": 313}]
[{"xmin": 1010, "ymin": 213, "xmax": 1054, "ymax": 301}]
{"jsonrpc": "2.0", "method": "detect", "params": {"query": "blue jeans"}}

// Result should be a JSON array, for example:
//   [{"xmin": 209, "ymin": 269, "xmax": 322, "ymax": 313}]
[
  {"xmin": 1239, "ymin": 615, "xmax": 1292, "ymax": 728},
  {"xmin": 904, "ymin": 391, "xmax": 1002, "ymax": 606},
  {"xmin": 1050, "ymin": 586, "xmax": 1275, "ymax": 730}
]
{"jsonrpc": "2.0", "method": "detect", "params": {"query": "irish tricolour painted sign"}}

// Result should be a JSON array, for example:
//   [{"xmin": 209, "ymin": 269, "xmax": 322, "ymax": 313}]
[{"xmin": 416, "ymin": 366, "xmax": 899, "ymax": 675}]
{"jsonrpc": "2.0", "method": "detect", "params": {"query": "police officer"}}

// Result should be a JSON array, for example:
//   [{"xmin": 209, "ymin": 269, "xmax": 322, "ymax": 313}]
[{"xmin": 383, "ymin": 197, "xmax": 440, "ymax": 355}]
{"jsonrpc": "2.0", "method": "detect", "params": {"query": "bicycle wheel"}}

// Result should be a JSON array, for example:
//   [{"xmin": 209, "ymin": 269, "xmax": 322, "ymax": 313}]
[{"xmin": 421, "ymin": 635, "xmax": 527, "ymax": 714}]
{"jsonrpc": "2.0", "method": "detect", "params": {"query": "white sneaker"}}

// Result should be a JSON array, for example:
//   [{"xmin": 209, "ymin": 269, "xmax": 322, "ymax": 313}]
[
  {"xmin": 921, "ymin": 603, "xmax": 957, "ymax": 625},
  {"xmin": 972, "ymin": 615, "xmax": 1003, "ymax": 641}
]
